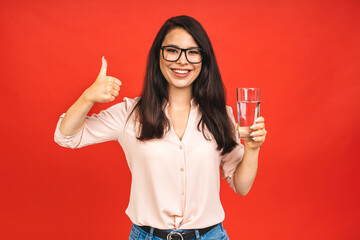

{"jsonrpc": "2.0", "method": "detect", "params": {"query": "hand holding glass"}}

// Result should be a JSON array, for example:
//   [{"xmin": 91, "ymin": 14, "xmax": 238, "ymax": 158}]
[{"xmin": 237, "ymin": 88, "xmax": 261, "ymax": 139}]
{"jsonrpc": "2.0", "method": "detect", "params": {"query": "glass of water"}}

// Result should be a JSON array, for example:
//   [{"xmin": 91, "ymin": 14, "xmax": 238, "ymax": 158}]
[{"xmin": 237, "ymin": 88, "xmax": 261, "ymax": 138}]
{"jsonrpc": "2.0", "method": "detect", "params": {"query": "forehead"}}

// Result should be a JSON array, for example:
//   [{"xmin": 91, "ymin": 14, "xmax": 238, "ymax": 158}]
[{"xmin": 162, "ymin": 28, "xmax": 199, "ymax": 48}]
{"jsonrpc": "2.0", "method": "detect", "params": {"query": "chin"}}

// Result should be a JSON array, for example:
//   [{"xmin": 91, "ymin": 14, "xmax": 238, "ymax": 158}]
[{"xmin": 170, "ymin": 79, "xmax": 194, "ymax": 89}]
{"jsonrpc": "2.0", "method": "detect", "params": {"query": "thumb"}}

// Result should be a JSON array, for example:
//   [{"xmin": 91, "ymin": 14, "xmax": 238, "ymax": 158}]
[{"xmin": 99, "ymin": 56, "xmax": 107, "ymax": 76}]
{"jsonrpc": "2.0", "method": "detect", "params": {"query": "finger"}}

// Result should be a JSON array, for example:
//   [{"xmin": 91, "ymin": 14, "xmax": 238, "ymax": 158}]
[
  {"xmin": 250, "ymin": 122, "xmax": 265, "ymax": 130},
  {"xmin": 111, "ymin": 89, "xmax": 119, "ymax": 97},
  {"xmin": 99, "ymin": 56, "xmax": 107, "ymax": 76},
  {"xmin": 102, "ymin": 93, "xmax": 115, "ymax": 102},
  {"xmin": 252, "ymin": 136, "xmax": 265, "ymax": 142},
  {"xmin": 105, "ymin": 86, "xmax": 116, "ymax": 100},
  {"xmin": 106, "ymin": 78, "xmax": 120, "ymax": 91},
  {"xmin": 254, "ymin": 116, "xmax": 265, "ymax": 123},
  {"xmin": 112, "ymin": 82, "xmax": 120, "ymax": 91},
  {"xmin": 250, "ymin": 129, "xmax": 267, "ymax": 137},
  {"xmin": 110, "ymin": 77, "xmax": 122, "ymax": 86},
  {"xmin": 105, "ymin": 83, "xmax": 119, "ymax": 98}
]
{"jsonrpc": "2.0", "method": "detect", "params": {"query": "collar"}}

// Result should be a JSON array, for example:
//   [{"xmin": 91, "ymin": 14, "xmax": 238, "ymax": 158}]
[{"xmin": 163, "ymin": 98, "xmax": 198, "ymax": 110}]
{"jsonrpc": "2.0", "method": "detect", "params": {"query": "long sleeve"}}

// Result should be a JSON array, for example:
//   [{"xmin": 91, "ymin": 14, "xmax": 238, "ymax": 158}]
[
  {"xmin": 220, "ymin": 106, "xmax": 244, "ymax": 193},
  {"xmin": 54, "ymin": 97, "xmax": 137, "ymax": 149}
]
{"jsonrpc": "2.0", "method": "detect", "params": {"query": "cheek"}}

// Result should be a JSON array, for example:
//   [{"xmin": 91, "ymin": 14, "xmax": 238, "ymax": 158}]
[
  {"xmin": 159, "ymin": 60, "xmax": 168, "ymax": 77},
  {"xmin": 194, "ymin": 64, "xmax": 202, "ymax": 78}
]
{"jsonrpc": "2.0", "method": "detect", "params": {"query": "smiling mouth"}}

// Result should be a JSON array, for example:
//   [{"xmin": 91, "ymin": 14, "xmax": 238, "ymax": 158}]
[{"xmin": 171, "ymin": 68, "xmax": 191, "ymax": 74}]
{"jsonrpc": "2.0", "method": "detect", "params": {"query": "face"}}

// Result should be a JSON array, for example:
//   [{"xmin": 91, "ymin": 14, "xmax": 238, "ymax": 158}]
[{"xmin": 159, "ymin": 28, "xmax": 202, "ymax": 91}]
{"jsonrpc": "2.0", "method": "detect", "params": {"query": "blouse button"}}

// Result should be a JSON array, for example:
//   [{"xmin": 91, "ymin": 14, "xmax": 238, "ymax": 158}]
[
  {"xmin": 180, "ymin": 168, "xmax": 184, "ymax": 172},
  {"xmin": 179, "ymin": 145, "xmax": 183, "ymax": 150}
]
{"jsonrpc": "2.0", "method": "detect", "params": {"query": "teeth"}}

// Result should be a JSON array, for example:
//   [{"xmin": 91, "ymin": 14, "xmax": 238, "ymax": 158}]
[{"xmin": 173, "ymin": 69, "xmax": 190, "ymax": 74}]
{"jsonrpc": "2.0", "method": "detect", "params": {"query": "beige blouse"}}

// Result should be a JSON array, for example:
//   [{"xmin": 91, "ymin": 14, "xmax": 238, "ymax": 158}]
[{"xmin": 54, "ymin": 97, "xmax": 244, "ymax": 230}]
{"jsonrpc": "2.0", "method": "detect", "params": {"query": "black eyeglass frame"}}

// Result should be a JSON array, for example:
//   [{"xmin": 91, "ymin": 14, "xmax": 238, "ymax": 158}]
[{"xmin": 160, "ymin": 45, "xmax": 205, "ymax": 64}]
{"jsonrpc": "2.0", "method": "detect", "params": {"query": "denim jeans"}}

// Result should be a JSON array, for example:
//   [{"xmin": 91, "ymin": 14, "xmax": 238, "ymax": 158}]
[{"xmin": 128, "ymin": 222, "xmax": 230, "ymax": 240}]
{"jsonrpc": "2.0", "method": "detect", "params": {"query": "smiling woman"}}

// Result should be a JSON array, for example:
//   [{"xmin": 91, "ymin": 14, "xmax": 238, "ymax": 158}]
[{"xmin": 54, "ymin": 15, "xmax": 267, "ymax": 240}]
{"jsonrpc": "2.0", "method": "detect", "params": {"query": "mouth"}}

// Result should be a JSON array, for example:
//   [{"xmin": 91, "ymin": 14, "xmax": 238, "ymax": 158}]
[{"xmin": 170, "ymin": 68, "xmax": 192, "ymax": 77}]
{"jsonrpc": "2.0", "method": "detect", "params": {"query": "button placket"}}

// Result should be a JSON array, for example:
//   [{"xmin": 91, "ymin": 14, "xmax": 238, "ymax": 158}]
[
  {"xmin": 178, "ymin": 144, "xmax": 186, "ymax": 204},
  {"xmin": 180, "ymin": 166, "xmax": 185, "ymax": 197}
]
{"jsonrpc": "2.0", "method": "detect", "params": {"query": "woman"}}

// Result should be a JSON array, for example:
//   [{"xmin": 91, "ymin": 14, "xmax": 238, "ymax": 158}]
[{"xmin": 55, "ymin": 15, "xmax": 267, "ymax": 240}]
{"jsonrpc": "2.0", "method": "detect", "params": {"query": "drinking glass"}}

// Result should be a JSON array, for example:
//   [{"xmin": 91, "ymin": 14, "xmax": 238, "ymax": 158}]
[{"xmin": 237, "ymin": 88, "xmax": 261, "ymax": 138}]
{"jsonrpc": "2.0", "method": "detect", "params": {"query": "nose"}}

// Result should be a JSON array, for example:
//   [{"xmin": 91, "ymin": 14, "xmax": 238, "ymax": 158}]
[{"xmin": 176, "ymin": 50, "xmax": 188, "ymax": 64}]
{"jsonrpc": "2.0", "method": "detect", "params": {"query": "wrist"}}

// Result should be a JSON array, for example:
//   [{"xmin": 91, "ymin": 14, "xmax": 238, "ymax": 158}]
[
  {"xmin": 82, "ymin": 89, "xmax": 95, "ymax": 105},
  {"xmin": 244, "ymin": 144, "xmax": 260, "ymax": 153}
]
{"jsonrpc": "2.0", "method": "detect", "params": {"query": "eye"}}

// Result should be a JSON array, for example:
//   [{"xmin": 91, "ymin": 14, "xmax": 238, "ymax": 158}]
[
  {"xmin": 188, "ymin": 49, "xmax": 200, "ymax": 55},
  {"xmin": 165, "ymin": 47, "xmax": 179, "ymax": 53}
]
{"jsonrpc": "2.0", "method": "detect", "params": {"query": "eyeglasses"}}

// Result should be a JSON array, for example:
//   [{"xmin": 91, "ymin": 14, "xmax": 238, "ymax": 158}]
[{"xmin": 160, "ymin": 45, "xmax": 204, "ymax": 64}]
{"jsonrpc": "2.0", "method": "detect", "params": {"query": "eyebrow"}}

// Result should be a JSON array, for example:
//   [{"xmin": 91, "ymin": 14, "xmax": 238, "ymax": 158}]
[{"xmin": 164, "ymin": 44, "xmax": 200, "ymax": 49}]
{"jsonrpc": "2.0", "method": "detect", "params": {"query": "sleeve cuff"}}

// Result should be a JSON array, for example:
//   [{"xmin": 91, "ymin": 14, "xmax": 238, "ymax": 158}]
[{"xmin": 54, "ymin": 113, "xmax": 83, "ymax": 149}]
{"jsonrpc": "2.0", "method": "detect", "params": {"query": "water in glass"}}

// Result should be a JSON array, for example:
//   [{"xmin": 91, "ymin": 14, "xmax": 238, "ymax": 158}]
[{"xmin": 237, "ymin": 100, "xmax": 260, "ymax": 135}]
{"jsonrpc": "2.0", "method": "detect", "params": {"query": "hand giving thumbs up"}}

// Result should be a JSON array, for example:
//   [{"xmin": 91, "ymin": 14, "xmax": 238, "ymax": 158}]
[{"xmin": 84, "ymin": 56, "xmax": 122, "ymax": 103}]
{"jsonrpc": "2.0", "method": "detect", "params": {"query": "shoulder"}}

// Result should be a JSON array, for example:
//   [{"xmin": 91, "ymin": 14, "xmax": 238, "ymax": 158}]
[
  {"xmin": 95, "ymin": 97, "xmax": 140, "ymax": 122},
  {"xmin": 122, "ymin": 96, "xmax": 140, "ymax": 110},
  {"xmin": 225, "ymin": 105, "xmax": 236, "ymax": 122},
  {"xmin": 108, "ymin": 97, "xmax": 140, "ymax": 112},
  {"xmin": 225, "ymin": 105, "xmax": 234, "ymax": 114}
]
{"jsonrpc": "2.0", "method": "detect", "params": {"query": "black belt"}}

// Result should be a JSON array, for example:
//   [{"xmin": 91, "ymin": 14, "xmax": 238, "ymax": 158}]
[{"xmin": 140, "ymin": 223, "xmax": 218, "ymax": 240}]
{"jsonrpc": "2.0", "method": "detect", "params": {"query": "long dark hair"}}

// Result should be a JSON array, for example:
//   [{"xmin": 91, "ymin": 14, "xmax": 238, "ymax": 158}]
[{"xmin": 131, "ymin": 15, "xmax": 237, "ymax": 155}]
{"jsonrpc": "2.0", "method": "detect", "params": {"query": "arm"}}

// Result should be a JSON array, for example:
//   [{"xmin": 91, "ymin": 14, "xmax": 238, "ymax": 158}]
[
  {"xmin": 58, "ymin": 91, "xmax": 94, "ymax": 136},
  {"xmin": 233, "ymin": 146, "xmax": 260, "ymax": 196},
  {"xmin": 233, "ymin": 117, "xmax": 267, "ymax": 196}
]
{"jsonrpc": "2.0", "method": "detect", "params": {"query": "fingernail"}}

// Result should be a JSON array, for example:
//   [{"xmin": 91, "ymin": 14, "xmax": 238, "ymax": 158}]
[
  {"xmin": 250, "ymin": 125, "xmax": 256, "ymax": 129},
  {"xmin": 252, "ymin": 137, "xmax": 258, "ymax": 141},
  {"xmin": 102, "ymin": 56, "xmax": 104, "ymax": 61}
]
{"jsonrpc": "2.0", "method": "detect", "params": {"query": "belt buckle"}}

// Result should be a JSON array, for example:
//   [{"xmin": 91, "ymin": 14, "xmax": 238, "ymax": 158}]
[{"xmin": 167, "ymin": 231, "xmax": 184, "ymax": 240}]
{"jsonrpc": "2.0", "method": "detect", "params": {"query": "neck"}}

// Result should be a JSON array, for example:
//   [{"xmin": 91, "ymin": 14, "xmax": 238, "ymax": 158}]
[{"xmin": 168, "ymin": 85, "xmax": 192, "ymax": 111}]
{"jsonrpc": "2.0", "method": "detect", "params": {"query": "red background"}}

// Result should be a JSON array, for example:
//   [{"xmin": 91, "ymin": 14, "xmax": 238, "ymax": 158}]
[{"xmin": 1, "ymin": 0, "xmax": 360, "ymax": 239}]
